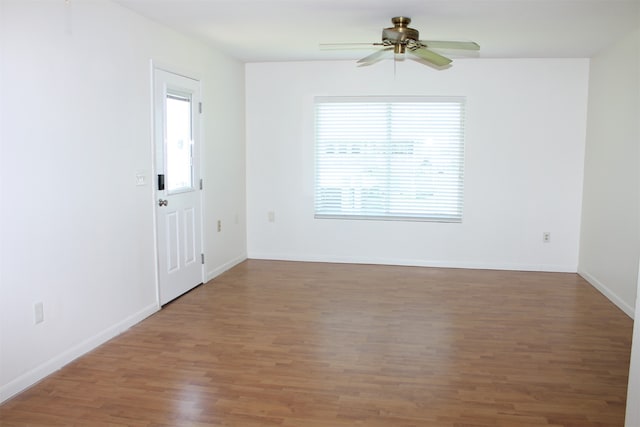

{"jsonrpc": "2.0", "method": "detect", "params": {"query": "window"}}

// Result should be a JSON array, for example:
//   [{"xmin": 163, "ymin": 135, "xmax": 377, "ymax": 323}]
[{"xmin": 315, "ymin": 97, "xmax": 465, "ymax": 222}]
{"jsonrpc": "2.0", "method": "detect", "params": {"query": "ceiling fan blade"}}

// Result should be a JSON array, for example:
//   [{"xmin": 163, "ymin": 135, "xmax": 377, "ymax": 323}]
[
  {"xmin": 319, "ymin": 42, "xmax": 379, "ymax": 50},
  {"xmin": 420, "ymin": 40, "xmax": 480, "ymax": 50},
  {"xmin": 357, "ymin": 47, "xmax": 393, "ymax": 65},
  {"xmin": 409, "ymin": 47, "xmax": 452, "ymax": 67}
]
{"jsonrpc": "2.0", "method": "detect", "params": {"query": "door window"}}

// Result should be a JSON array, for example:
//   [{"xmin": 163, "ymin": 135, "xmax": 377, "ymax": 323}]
[{"xmin": 166, "ymin": 92, "xmax": 193, "ymax": 193}]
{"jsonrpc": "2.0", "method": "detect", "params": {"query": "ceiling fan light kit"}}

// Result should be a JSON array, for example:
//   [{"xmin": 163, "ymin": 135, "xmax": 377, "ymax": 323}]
[{"xmin": 325, "ymin": 16, "xmax": 480, "ymax": 69}]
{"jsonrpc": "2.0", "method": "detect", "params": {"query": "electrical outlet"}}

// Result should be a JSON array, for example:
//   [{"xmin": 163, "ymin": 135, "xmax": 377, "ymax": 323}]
[
  {"xmin": 543, "ymin": 232, "xmax": 551, "ymax": 243},
  {"xmin": 34, "ymin": 302, "xmax": 44, "ymax": 324},
  {"xmin": 268, "ymin": 211, "xmax": 275, "ymax": 222},
  {"xmin": 217, "ymin": 220, "xmax": 221, "ymax": 232}
]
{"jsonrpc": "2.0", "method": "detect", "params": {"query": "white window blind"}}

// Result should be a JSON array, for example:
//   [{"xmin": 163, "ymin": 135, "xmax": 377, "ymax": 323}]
[{"xmin": 315, "ymin": 96, "xmax": 465, "ymax": 222}]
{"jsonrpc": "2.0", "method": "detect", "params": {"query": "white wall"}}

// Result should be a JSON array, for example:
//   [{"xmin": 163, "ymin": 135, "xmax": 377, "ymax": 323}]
[
  {"xmin": 246, "ymin": 59, "xmax": 589, "ymax": 272},
  {"xmin": 615, "ymin": 25, "xmax": 640, "ymax": 427},
  {"xmin": 578, "ymin": 27, "xmax": 640, "ymax": 317},
  {"xmin": 0, "ymin": 0, "xmax": 246, "ymax": 402}
]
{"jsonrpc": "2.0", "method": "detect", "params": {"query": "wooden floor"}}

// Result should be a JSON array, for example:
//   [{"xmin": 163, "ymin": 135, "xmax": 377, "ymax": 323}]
[{"xmin": 0, "ymin": 260, "xmax": 633, "ymax": 427}]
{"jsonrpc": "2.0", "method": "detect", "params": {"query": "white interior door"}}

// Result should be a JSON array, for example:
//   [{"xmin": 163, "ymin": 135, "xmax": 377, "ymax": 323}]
[{"xmin": 154, "ymin": 68, "xmax": 203, "ymax": 305}]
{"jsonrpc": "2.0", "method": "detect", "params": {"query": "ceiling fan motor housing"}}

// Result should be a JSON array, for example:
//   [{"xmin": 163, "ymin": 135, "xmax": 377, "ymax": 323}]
[{"xmin": 382, "ymin": 16, "xmax": 420, "ymax": 53}]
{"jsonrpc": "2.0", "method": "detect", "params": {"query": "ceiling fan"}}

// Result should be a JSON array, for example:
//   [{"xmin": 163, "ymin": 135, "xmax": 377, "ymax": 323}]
[{"xmin": 322, "ymin": 17, "xmax": 480, "ymax": 68}]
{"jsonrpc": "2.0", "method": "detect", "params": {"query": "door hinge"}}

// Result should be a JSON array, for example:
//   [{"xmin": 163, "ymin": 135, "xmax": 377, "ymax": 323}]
[
  {"xmin": 201, "ymin": 253, "xmax": 205, "ymax": 264},
  {"xmin": 199, "ymin": 178, "xmax": 203, "ymax": 190},
  {"xmin": 198, "ymin": 102, "xmax": 202, "ymax": 114}
]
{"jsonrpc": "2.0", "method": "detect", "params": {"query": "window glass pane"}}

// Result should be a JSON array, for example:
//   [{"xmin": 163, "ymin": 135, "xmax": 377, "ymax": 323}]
[
  {"xmin": 315, "ymin": 97, "xmax": 465, "ymax": 222},
  {"xmin": 166, "ymin": 93, "xmax": 193, "ymax": 192}
]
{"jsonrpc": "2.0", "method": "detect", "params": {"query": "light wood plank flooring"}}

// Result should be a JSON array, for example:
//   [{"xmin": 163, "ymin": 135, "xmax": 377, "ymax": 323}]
[{"xmin": 0, "ymin": 260, "xmax": 633, "ymax": 426}]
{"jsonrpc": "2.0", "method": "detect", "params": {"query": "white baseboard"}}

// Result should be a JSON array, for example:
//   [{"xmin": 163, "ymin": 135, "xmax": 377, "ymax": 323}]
[
  {"xmin": 578, "ymin": 269, "xmax": 635, "ymax": 318},
  {"xmin": 247, "ymin": 252, "xmax": 577, "ymax": 273},
  {"xmin": 0, "ymin": 303, "xmax": 159, "ymax": 404},
  {"xmin": 205, "ymin": 253, "xmax": 247, "ymax": 282}
]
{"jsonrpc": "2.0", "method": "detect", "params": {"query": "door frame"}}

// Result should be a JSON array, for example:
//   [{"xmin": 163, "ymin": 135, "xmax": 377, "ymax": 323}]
[{"xmin": 150, "ymin": 61, "xmax": 205, "ymax": 307}]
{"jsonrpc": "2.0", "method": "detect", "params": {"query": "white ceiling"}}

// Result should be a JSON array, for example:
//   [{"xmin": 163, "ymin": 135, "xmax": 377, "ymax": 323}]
[{"xmin": 115, "ymin": 0, "xmax": 639, "ymax": 63}]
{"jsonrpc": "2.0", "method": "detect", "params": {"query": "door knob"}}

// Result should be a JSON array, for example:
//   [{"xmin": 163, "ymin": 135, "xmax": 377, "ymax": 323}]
[{"xmin": 159, "ymin": 199, "xmax": 168, "ymax": 207}]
